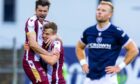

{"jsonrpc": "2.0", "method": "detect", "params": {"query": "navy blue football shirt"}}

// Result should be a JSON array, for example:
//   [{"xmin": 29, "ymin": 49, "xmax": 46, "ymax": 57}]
[{"xmin": 80, "ymin": 23, "xmax": 130, "ymax": 79}]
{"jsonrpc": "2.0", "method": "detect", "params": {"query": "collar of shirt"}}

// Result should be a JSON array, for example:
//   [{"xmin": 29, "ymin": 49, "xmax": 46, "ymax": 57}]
[{"xmin": 96, "ymin": 22, "xmax": 111, "ymax": 31}]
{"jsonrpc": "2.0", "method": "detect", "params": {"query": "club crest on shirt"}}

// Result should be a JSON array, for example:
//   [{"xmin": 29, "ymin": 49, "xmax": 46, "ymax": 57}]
[
  {"xmin": 98, "ymin": 32, "xmax": 102, "ymax": 36},
  {"xmin": 39, "ymin": 35, "xmax": 42, "ymax": 40},
  {"xmin": 96, "ymin": 37, "xmax": 102, "ymax": 43}
]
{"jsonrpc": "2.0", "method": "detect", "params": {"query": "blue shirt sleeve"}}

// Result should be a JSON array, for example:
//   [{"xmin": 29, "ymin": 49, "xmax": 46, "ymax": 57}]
[
  {"xmin": 115, "ymin": 27, "xmax": 129, "ymax": 46},
  {"xmin": 81, "ymin": 29, "xmax": 87, "ymax": 45}
]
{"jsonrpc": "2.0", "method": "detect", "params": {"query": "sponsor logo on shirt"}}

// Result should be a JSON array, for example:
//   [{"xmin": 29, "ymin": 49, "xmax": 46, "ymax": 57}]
[{"xmin": 87, "ymin": 43, "xmax": 111, "ymax": 49}]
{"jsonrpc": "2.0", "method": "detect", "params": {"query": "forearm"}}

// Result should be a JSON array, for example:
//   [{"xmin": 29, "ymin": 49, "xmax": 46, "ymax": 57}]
[
  {"xmin": 123, "ymin": 40, "xmax": 139, "ymax": 65},
  {"xmin": 116, "ymin": 41, "xmax": 139, "ymax": 71},
  {"xmin": 76, "ymin": 41, "xmax": 87, "ymax": 66},
  {"xmin": 76, "ymin": 48, "xmax": 86, "ymax": 61},
  {"xmin": 27, "ymin": 32, "xmax": 49, "ymax": 55},
  {"xmin": 124, "ymin": 48, "xmax": 139, "ymax": 65},
  {"xmin": 39, "ymin": 54, "xmax": 58, "ymax": 65},
  {"xmin": 30, "ymin": 41, "xmax": 48, "ymax": 55}
]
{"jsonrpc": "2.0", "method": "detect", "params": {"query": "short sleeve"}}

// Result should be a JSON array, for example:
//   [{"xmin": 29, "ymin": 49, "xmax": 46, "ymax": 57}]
[
  {"xmin": 27, "ymin": 19, "xmax": 35, "ymax": 32},
  {"xmin": 80, "ymin": 30, "xmax": 87, "ymax": 45},
  {"xmin": 115, "ymin": 27, "xmax": 129, "ymax": 46},
  {"xmin": 53, "ymin": 40, "xmax": 61, "ymax": 52}
]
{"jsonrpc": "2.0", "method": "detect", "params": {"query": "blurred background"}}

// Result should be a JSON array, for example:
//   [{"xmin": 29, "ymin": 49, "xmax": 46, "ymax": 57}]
[{"xmin": 0, "ymin": 0, "xmax": 140, "ymax": 84}]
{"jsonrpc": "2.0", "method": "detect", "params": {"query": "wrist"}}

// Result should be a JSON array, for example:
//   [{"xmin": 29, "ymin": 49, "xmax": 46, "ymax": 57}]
[
  {"xmin": 118, "ymin": 61, "xmax": 126, "ymax": 70},
  {"xmin": 80, "ymin": 59, "xmax": 87, "ymax": 66}
]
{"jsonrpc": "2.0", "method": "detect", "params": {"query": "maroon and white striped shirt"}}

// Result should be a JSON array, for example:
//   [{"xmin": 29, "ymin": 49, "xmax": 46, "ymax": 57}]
[
  {"xmin": 42, "ymin": 39, "xmax": 66, "ymax": 84},
  {"xmin": 24, "ymin": 15, "xmax": 48, "ymax": 61}
]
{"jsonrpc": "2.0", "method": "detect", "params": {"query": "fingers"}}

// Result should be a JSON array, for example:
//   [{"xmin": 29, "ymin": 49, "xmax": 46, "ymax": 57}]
[
  {"xmin": 53, "ymin": 51, "xmax": 59, "ymax": 56},
  {"xmin": 82, "ymin": 64, "xmax": 89, "ymax": 74},
  {"xmin": 105, "ymin": 66, "xmax": 114, "ymax": 74},
  {"xmin": 105, "ymin": 66, "xmax": 121, "ymax": 74},
  {"xmin": 52, "ymin": 48, "xmax": 59, "ymax": 54},
  {"xmin": 83, "ymin": 68, "xmax": 89, "ymax": 74},
  {"xmin": 45, "ymin": 39, "xmax": 52, "ymax": 48},
  {"xmin": 24, "ymin": 43, "xmax": 29, "ymax": 50},
  {"xmin": 45, "ymin": 35, "xmax": 57, "ymax": 48}
]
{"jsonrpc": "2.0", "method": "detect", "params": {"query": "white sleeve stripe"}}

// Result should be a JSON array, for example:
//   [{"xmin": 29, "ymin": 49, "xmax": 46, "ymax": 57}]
[
  {"xmin": 55, "ymin": 61, "xmax": 59, "ymax": 83},
  {"xmin": 122, "ymin": 38, "xmax": 132, "ymax": 48},
  {"xmin": 121, "ymin": 32, "xmax": 126, "ymax": 37},
  {"xmin": 25, "ymin": 50, "xmax": 29, "ymax": 60}
]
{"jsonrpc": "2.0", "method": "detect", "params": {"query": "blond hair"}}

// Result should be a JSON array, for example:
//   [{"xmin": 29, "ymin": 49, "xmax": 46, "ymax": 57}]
[{"xmin": 99, "ymin": 1, "xmax": 114, "ymax": 13}]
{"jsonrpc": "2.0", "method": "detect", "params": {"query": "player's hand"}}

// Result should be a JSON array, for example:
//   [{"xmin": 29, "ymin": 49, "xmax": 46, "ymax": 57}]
[
  {"xmin": 82, "ymin": 64, "xmax": 89, "ymax": 74},
  {"xmin": 45, "ymin": 35, "xmax": 58, "ymax": 47},
  {"xmin": 105, "ymin": 65, "xmax": 121, "ymax": 74},
  {"xmin": 52, "ymin": 48, "xmax": 60, "ymax": 56},
  {"xmin": 24, "ymin": 43, "xmax": 29, "ymax": 50}
]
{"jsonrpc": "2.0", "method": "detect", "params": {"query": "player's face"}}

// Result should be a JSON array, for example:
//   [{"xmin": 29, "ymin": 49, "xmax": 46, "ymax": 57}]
[
  {"xmin": 36, "ymin": 5, "xmax": 49, "ymax": 22},
  {"xmin": 96, "ymin": 4, "xmax": 112, "ymax": 23},
  {"xmin": 42, "ymin": 28, "xmax": 54, "ymax": 42}
]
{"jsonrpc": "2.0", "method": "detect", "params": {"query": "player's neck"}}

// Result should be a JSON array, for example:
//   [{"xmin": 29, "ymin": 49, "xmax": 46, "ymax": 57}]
[
  {"xmin": 97, "ymin": 21, "xmax": 110, "ymax": 29},
  {"xmin": 39, "ymin": 20, "xmax": 43, "ymax": 24}
]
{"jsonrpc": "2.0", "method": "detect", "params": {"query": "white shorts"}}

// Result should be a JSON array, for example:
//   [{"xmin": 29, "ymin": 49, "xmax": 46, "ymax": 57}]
[{"xmin": 83, "ymin": 74, "xmax": 118, "ymax": 84}]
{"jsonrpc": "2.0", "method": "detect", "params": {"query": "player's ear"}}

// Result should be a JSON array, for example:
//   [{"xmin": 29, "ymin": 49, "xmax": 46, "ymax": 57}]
[
  {"xmin": 53, "ymin": 32, "xmax": 57, "ymax": 35},
  {"xmin": 108, "ymin": 13, "xmax": 112, "ymax": 18}
]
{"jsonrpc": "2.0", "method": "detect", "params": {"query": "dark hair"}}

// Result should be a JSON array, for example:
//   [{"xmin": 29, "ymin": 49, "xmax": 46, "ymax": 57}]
[
  {"xmin": 35, "ymin": 0, "xmax": 51, "ymax": 9},
  {"xmin": 43, "ymin": 22, "xmax": 58, "ymax": 34}
]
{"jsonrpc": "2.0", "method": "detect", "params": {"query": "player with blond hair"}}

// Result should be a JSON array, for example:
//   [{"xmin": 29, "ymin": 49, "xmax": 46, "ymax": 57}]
[{"xmin": 76, "ymin": 1, "xmax": 139, "ymax": 84}]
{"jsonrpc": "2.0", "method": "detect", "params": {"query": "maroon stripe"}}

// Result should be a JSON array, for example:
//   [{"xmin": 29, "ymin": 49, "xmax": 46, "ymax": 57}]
[
  {"xmin": 34, "ymin": 19, "xmax": 38, "ymax": 42},
  {"xmin": 58, "ymin": 53, "xmax": 65, "ymax": 84},
  {"xmin": 58, "ymin": 45, "xmax": 66, "ymax": 84},
  {"xmin": 51, "ymin": 46, "xmax": 65, "ymax": 84},
  {"xmin": 52, "ymin": 63, "xmax": 57, "ymax": 84},
  {"xmin": 24, "ymin": 18, "xmax": 38, "ymax": 61},
  {"xmin": 22, "ymin": 60, "xmax": 37, "ymax": 83},
  {"xmin": 25, "ymin": 18, "xmax": 29, "ymax": 43},
  {"xmin": 28, "ymin": 19, "xmax": 38, "ymax": 60}
]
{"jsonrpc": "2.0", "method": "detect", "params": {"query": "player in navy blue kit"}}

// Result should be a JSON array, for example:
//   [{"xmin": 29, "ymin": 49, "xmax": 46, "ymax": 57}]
[{"xmin": 76, "ymin": 1, "xmax": 139, "ymax": 84}]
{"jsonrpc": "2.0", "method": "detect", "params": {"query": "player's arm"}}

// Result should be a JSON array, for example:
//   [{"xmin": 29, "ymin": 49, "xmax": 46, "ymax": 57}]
[
  {"xmin": 44, "ymin": 35, "xmax": 60, "ymax": 47},
  {"xmin": 76, "ymin": 41, "xmax": 86, "ymax": 62},
  {"xmin": 123, "ymin": 40, "xmax": 139, "ymax": 65},
  {"xmin": 27, "ymin": 32, "xmax": 49, "ymax": 55},
  {"xmin": 40, "ymin": 49, "xmax": 60, "ymax": 66},
  {"xmin": 76, "ymin": 41, "xmax": 89, "ymax": 73},
  {"xmin": 40, "ymin": 40, "xmax": 61, "ymax": 65},
  {"xmin": 106, "ymin": 40, "xmax": 139, "ymax": 74}
]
